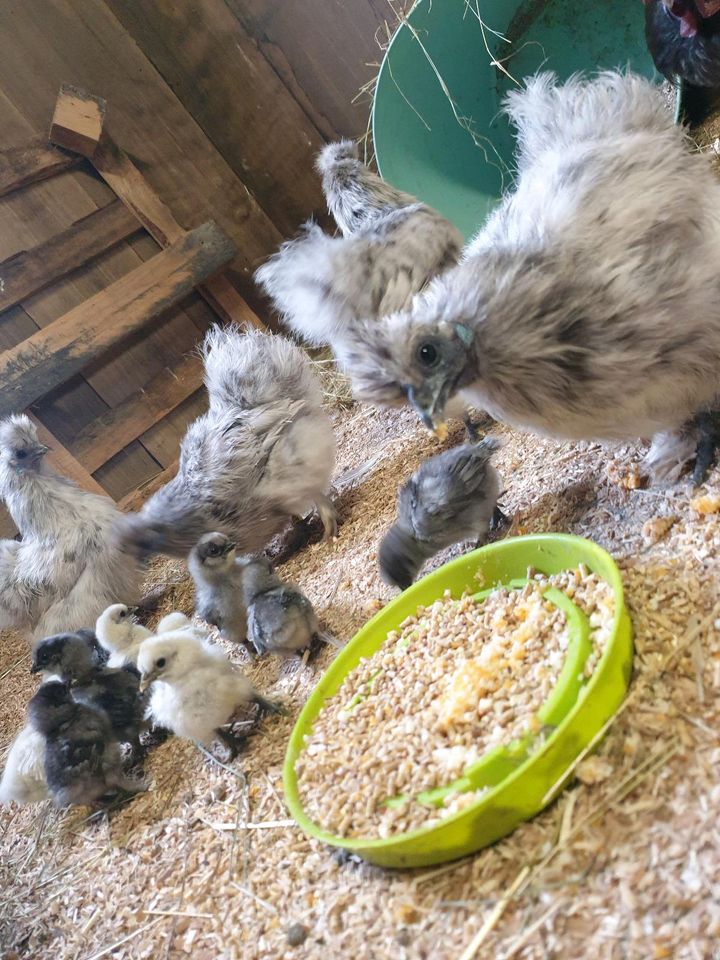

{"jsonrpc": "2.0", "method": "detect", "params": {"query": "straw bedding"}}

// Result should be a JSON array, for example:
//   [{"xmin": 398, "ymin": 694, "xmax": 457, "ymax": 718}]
[{"xmin": 1, "ymin": 393, "xmax": 720, "ymax": 960}]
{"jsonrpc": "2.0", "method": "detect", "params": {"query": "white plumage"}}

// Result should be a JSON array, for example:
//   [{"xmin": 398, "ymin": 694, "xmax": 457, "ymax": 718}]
[
  {"xmin": 95, "ymin": 603, "xmax": 152, "ymax": 667},
  {"xmin": 0, "ymin": 724, "xmax": 48, "ymax": 805}
]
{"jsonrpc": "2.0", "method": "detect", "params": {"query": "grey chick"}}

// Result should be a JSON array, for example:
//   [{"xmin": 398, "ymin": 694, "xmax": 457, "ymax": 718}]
[
  {"xmin": 114, "ymin": 327, "xmax": 337, "ymax": 560},
  {"xmin": 335, "ymin": 72, "xmax": 720, "ymax": 484},
  {"xmin": 242, "ymin": 557, "xmax": 321, "ymax": 657},
  {"xmin": 254, "ymin": 140, "xmax": 463, "ymax": 350},
  {"xmin": 188, "ymin": 532, "xmax": 248, "ymax": 646},
  {"xmin": 379, "ymin": 435, "xmax": 504, "ymax": 590},
  {"xmin": 27, "ymin": 681, "xmax": 144, "ymax": 807},
  {"xmin": 0, "ymin": 414, "xmax": 142, "ymax": 644},
  {"xmin": 32, "ymin": 631, "xmax": 144, "ymax": 756}
]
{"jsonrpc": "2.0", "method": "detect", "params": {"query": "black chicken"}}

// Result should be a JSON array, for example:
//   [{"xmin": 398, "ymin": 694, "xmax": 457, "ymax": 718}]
[{"xmin": 645, "ymin": 0, "xmax": 720, "ymax": 87}]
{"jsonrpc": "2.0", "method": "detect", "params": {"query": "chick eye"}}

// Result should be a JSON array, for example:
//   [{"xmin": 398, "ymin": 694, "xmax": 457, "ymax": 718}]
[
  {"xmin": 416, "ymin": 342, "xmax": 440, "ymax": 368},
  {"xmin": 15, "ymin": 449, "xmax": 27, "ymax": 460},
  {"xmin": 119, "ymin": 610, "xmax": 126, "ymax": 619},
  {"xmin": 156, "ymin": 657, "xmax": 166, "ymax": 668},
  {"xmin": 208, "ymin": 545, "xmax": 220, "ymax": 556}
]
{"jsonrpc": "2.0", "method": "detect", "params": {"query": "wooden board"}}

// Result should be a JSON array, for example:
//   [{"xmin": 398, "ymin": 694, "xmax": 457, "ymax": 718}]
[
  {"xmin": 0, "ymin": 199, "xmax": 139, "ymax": 312},
  {"xmin": 27, "ymin": 414, "xmax": 108, "ymax": 497},
  {"xmin": 0, "ymin": 221, "xmax": 235, "ymax": 417},
  {"xmin": 118, "ymin": 458, "xmax": 178, "ymax": 512},
  {"xmin": 72, "ymin": 352, "xmax": 204, "ymax": 471},
  {"xmin": 0, "ymin": 139, "xmax": 82, "ymax": 197},
  {"xmin": 104, "ymin": 0, "xmax": 327, "ymax": 236}
]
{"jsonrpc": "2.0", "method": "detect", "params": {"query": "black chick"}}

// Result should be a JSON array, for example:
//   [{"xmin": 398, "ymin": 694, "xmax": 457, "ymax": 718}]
[
  {"xmin": 32, "ymin": 631, "xmax": 144, "ymax": 757},
  {"xmin": 645, "ymin": 0, "xmax": 720, "ymax": 87},
  {"xmin": 27, "ymin": 681, "xmax": 144, "ymax": 807}
]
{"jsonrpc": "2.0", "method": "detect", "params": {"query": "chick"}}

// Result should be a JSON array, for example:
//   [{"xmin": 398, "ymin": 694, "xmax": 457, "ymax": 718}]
[
  {"xmin": 645, "ymin": 0, "xmax": 720, "ymax": 87},
  {"xmin": 378, "ymin": 435, "xmax": 504, "ymax": 590},
  {"xmin": 0, "ymin": 723, "xmax": 48, "ymax": 805},
  {"xmin": 27, "ymin": 681, "xmax": 144, "ymax": 807},
  {"xmin": 95, "ymin": 603, "xmax": 152, "ymax": 667},
  {"xmin": 336, "ymin": 72, "xmax": 720, "ymax": 483},
  {"xmin": 114, "ymin": 327, "xmax": 337, "ymax": 560},
  {"xmin": 156, "ymin": 611, "xmax": 195, "ymax": 634},
  {"xmin": 137, "ymin": 631, "xmax": 283, "ymax": 753},
  {"xmin": 188, "ymin": 532, "xmax": 248, "ymax": 646},
  {"xmin": 32, "ymin": 632, "xmax": 144, "ymax": 755},
  {"xmin": 254, "ymin": 141, "xmax": 462, "ymax": 350},
  {"xmin": 242, "ymin": 557, "xmax": 322, "ymax": 657},
  {"xmin": 0, "ymin": 414, "xmax": 142, "ymax": 644}
]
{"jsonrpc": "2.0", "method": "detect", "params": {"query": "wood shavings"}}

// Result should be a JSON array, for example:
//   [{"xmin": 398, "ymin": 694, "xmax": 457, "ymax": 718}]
[
  {"xmin": 689, "ymin": 493, "xmax": 720, "ymax": 515},
  {"xmin": 575, "ymin": 756, "xmax": 614, "ymax": 785}
]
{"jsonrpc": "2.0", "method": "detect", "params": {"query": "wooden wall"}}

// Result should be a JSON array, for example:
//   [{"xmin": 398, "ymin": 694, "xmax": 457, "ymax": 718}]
[{"xmin": 0, "ymin": 0, "xmax": 400, "ymax": 531}]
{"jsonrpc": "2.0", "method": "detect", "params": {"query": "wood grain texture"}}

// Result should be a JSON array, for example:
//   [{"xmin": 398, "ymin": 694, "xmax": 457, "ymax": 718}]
[
  {"xmin": 73, "ymin": 352, "xmax": 204, "ymax": 472},
  {"xmin": 104, "ymin": 0, "xmax": 327, "ymax": 236},
  {"xmin": 0, "ymin": 139, "xmax": 81, "ymax": 197},
  {"xmin": 50, "ymin": 84, "xmax": 106, "ymax": 157},
  {"xmin": 118, "ymin": 459, "xmax": 178, "ymax": 512},
  {"xmin": 0, "ymin": 221, "xmax": 235, "ymax": 417},
  {"xmin": 0, "ymin": 200, "xmax": 139, "ymax": 312},
  {"xmin": 27, "ymin": 414, "xmax": 108, "ymax": 497}
]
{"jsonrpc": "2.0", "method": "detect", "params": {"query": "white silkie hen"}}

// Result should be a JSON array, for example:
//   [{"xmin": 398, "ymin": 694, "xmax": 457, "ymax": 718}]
[
  {"xmin": 0, "ymin": 415, "xmax": 142, "ymax": 644},
  {"xmin": 0, "ymin": 724, "xmax": 48, "ymax": 805},
  {"xmin": 95, "ymin": 603, "xmax": 152, "ymax": 667},
  {"xmin": 255, "ymin": 140, "xmax": 463, "ymax": 351},
  {"xmin": 336, "ymin": 72, "xmax": 720, "ymax": 483},
  {"xmin": 114, "ymin": 327, "xmax": 337, "ymax": 560},
  {"xmin": 137, "ymin": 631, "xmax": 284, "ymax": 753}
]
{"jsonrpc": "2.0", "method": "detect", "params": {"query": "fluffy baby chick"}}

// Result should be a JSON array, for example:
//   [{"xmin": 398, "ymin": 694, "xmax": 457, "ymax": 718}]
[
  {"xmin": 115, "ymin": 327, "xmax": 337, "ymax": 560},
  {"xmin": 188, "ymin": 532, "xmax": 248, "ymax": 645},
  {"xmin": 336, "ymin": 72, "xmax": 720, "ymax": 483},
  {"xmin": 243, "ymin": 557, "xmax": 322, "ymax": 657},
  {"xmin": 28, "ymin": 682, "xmax": 143, "ymax": 807},
  {"xmin": 0, "ymin": 723, "xmax": 48, "ymax": 805},
  {"xmin": 156, "ymin": 612, "xmax": 194, "ymax": 633},
  {"xmin": 255, "ymin": 140, "xmax": 462, "ymax": 350},
  {"xmin": 32, "ymin": 632, "xmax": 144, "ymax": 754},
  {"xmin": 0, "ymin": 415, "xmax": 142, "ymax": 644},
  {"xmin": 96, "ymin": 603, "xmax": 152, "ymax": 667},
  {"xmin": 379, "ymin": 435, "xmax": 504, "ymax": 590},
  {"xmin": 137, "ymin": 631, "xmax": 283, "ymax": 752}
]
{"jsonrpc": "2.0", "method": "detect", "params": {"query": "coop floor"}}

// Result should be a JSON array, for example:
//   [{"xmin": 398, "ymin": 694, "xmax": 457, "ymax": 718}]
[{"xmin": 1, "ymin": 402, "xmax": 719, "ymax": 960}]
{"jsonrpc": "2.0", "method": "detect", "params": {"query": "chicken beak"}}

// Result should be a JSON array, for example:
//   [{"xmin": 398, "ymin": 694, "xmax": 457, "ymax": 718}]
[
  {"xmin": 127, "ymin": 605, "xmax": 139, "ymax": 616},
  {"xmin": 138, "ymin": 669, "xmax": 158, "ymax": 693},
  {"xmin": 407, "ymin": 386, "xmax": 437, "ymax": 431},
  {"xmin": 30, "ymin": 661, "xmax": 40, "ymax": 674}
]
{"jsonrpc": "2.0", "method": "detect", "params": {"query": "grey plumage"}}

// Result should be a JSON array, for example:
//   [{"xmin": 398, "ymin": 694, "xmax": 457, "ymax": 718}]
[
  {"xmin": 379, "ymin": 436, "xmax": 503, "ymax": 590},
  {"xmin": 114, "ymin": 327, "xmax": 337, "ymax": 559},
  {"xmin": 0, "ymin": 415, "xmax": 142, "ymax": 644},
  {"xmin": 243, "ymin": 557, "xmax": 321, "ymax": 657},
  {"xmin": 335, "ymin": 72, "xmax": 720, "ymax": 483},
  {"xmin": 254, "ymin": 140, "xmax": 463, "ymax": 350},
  {"xmin": 27, "ymin": 682, "xmax": 143, "ymax": 807},
  {"xmin": 31, "ymin": 630, "xmax": 108, "ymax": 679},
  {"xmin": 188, "ymin": 532, "xmax": 248, "ymax": 646}
]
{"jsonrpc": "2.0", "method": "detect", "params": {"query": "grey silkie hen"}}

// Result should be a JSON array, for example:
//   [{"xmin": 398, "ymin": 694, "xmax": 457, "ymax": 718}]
[
  {"xmin": 254, "ymin": 140, "xmax": 463, "ymax": 350},
  {"xmin": 188, "ymin": 532, "xmax": 248, "ymax": 646},
  {"xmin": 32, "ymin": 632, "xmax": 144, "ymax": 756},
  {"xmin": 242, "ymin": 556, "xmax": 325, "ymax": 658},
  {"xmin": 27, "ymin": 682, "xmax": 144, "ymax": 807},
  {"xmin": 378, "ymin": 434, "xmax": 504, "ymax": 590},
  {"xmin": 114, "ymin": 327, "xmax": 337, "ymax": 560},
  {"xmin": 0, "ymin": 415, "xmax": 142, "ymax": 644},
  {"xmin": 335, "ymin": 72, "xmax": 720, "ymax": 484}
]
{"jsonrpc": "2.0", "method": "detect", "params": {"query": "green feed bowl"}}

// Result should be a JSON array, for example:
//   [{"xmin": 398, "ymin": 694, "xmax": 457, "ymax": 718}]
[
  {"xmin": 373, "ymin": 0, "xmax": 673, "ymax": 240},
  {"xmin": 283, "ymin": 534, "xmax": 633, "ymax": 869}
]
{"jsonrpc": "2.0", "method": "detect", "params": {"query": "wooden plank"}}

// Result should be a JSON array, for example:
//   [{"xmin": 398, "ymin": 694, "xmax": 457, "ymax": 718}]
[
  {"xmin": 0, "ymin": 139, "xmax": 82, "ymax": 198},
  {"xmin": 50, "ymin": 84, "xmax": 264, "ymax": 329},
  {"xmin": 0, "ymin": 221, "xmax": 235, "ymax": 417},
  {"xmin": 0, "ymin": 200, "xmax": 139, "ymax": 313},
  {"xmin": 102, "ymin": 0, "xmax": 327, "ymax": 235},
  {"xmin": 118, "ymin": 459, "xmax": 178, "ymax": 513},
  {"xmin": 72, "ymin": 352, "xmax": 203, "ymax": 471},
  {"xmin": 27, "ymin": 414, "xmax": 109, "ymax": 497}
]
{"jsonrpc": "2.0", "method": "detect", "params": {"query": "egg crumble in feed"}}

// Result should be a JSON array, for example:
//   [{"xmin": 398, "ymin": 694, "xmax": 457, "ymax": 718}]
[{"xmin": 295, "ymin": 567, "xmax": 614, "ymax": 838}]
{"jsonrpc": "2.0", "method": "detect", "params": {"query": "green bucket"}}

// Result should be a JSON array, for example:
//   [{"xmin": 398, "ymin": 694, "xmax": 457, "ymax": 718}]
[{"xmin": 372, "ymin": 0, "xmax": 668, "ymax": 240}]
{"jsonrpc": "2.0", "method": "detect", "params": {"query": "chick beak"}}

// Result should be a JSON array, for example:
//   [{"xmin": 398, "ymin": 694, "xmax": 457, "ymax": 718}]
[
  {"xmin": 139, "ymin": 669, "xmax": 159, "ymax": 693},
  {"xmin": 33, "ymin": 443, "xmax": 50, "ymax": 459},
  {"xmin": 30, "ymin": 661, "xmax": 40, "ymax": 674},
  {"xmin": 127, "ymin": 605, "xmax": 139, "ymax": 616},
  {"xmin": 407, "ymin": 386, "xmax": 436, "ymax": 431}
]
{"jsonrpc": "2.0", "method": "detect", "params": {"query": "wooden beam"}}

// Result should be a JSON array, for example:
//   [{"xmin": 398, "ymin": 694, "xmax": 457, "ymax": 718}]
[
  {"xmin": 118, "ymin": 459, "xmax": 178, "ymax": 512},
  {"xmin": 0, "ymin": 140, "xmax": 82, "ymax": 198},
  {"xmin": 27, "ymin": 414, "xmax": 108, "ymax": 497},
  {"xmin": 72, "ymin": 353, "xmax": 203, "ymax": 472},
  {"xmin": 50, "ymin": 84, "xmax": 264, "ymax": 330},
  {"xmin": 0, "ymin": 201, "xmax": 140, "ymax": 313},
  {"xmin": 0, "ymin": 221, "xmax": 234, "ymax": 417}
]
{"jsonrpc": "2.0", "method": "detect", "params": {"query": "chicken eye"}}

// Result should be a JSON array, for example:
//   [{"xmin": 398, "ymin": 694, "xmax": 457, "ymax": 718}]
[
  {"xmin": 208, "ymin": 545, "xmax": 220, "ymax": 556},
  {"xmin": 119, "ymin": 610, "xmax": 127, "ymax": 619},
  {"xmin": 416, "ymin": 342, "xmax": 440, "ymax": 368},
  {"xmin": 15, "ymin": 449, "xmax": 27, "ymax": 460},
  {"xmin": 156, "ymin": 657, "xmax": 166, "ymax": 668}
]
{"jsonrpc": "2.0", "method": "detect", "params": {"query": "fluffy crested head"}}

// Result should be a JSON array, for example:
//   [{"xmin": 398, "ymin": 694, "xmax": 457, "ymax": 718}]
[
  {"xmin": 314, "ymin": 139, "xmax": 358, "ymax": 176},
  {"xmin": 201, "ymin": 325, "xmax": 322, "ymax": 413},
  {"xmin": 0, "ymin": 414, "xmax": 50, "ymax": 476},
  {"xmin": 97, "ymin": 603, "xmax": 135, "ymax": 629},
  {"xmin": 31, "ymin": 631, "xmax": 100, "ymax": 680},
  {"xmin": 191, "ymin": 532, "xmax": 237, "ymax": 570},
  {"xmin": 137, "ymin": 633, "xmax": 217, "ymax": 689}
]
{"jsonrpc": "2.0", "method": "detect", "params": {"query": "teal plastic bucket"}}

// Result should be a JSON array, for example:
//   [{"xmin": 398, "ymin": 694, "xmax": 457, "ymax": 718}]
[{"xmin": 373, "ymin": 0, "xmax": 665, "ymax": 240}]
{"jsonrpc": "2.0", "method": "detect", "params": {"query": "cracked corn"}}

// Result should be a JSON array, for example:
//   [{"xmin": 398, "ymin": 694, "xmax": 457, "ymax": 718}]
[{"xmin": 295, "ymin": 568, "xmax": 614, "ymax": 838}]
